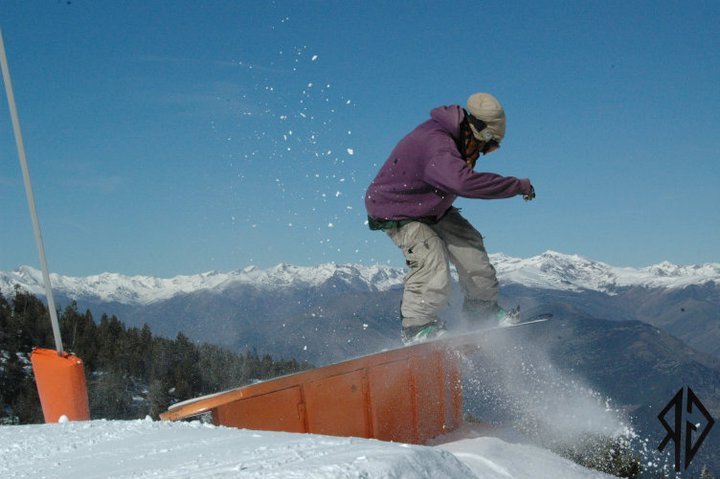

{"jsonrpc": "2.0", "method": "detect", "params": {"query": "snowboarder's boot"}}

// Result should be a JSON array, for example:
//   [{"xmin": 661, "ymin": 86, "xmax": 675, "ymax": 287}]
[
  {"xmin": 401, "ymin": 319, "xmax": 447, "ymax": 345},
  {"xmin": 495, "ymin": 305, "xmax": 521, "ymax": 327},
  {"xmin": 463, "ymin": 300, "xmax": 520, "ymax": 329}
]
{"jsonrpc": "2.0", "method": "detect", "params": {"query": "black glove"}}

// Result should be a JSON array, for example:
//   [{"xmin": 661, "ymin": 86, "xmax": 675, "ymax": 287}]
[{"xmin": 523, "ymin": 185, "xmax": 536, "ymax": 202}]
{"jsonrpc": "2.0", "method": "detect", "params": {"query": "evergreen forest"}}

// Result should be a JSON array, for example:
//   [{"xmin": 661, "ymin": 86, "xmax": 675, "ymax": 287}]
[{"xmin": 0, "ymin": 288, "xmax": 309, "ymax": 424}]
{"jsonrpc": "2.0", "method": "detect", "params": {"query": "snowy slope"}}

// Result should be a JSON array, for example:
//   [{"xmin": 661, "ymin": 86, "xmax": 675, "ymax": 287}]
[
  {"xmin": 0, "ymin": 419, "xmax": 616, "ymax": 479},
  {"xmin": 1, "ymin": 251, "xmax": 718, "ymax": 305}
]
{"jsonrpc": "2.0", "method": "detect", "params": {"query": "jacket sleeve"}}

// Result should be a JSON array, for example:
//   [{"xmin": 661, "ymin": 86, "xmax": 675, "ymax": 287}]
[{"xmin": 423, "ymin": 146, "xmax": 530, "ymax": 199}]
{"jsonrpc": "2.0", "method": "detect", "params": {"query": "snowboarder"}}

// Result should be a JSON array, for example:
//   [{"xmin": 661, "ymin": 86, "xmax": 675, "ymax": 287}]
[{"xmin": 365, "ymin": 93, "xmax": 535, "ymax": 345}]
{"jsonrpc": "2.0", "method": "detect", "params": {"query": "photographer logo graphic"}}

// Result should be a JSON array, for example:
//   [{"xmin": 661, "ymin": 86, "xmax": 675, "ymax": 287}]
[{"xmin": 657, "ymin": 387, "xmax": 715, "ymax": 472}]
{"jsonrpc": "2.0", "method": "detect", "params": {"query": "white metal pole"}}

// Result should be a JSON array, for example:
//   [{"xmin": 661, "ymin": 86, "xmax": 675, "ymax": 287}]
[{"xmin": 0, "ymin": 28, "xmax": 64, "ymax": 354}]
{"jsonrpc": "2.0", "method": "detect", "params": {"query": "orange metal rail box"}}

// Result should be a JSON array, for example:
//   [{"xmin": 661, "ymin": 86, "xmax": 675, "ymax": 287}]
[{"xmin": 161, "ymin": 340, "xmax": 464, "ymax": 444}]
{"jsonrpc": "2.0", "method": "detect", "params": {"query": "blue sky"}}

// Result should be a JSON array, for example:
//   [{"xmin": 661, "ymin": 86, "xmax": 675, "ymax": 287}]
[{"xmin": 1, "ymin": 1, "xmax": 718, "ymax": 277}]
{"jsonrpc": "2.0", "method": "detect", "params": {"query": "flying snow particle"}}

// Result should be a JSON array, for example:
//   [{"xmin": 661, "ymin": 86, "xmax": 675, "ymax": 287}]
[
  {"xmin": 311, "ymin": 55, "xmax": 318, "ymax": 61},
  {"xmin": 328, "ymin": 223, "xmax": 335, "ymax": 228},
  {"xmin": 347, "ymin": 148, "xmax": 354, "ymax": 155}
]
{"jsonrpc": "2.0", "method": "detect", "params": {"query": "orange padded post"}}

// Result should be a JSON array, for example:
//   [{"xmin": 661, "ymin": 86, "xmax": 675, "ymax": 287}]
[{"xmin": 30, "ymin": 348, "xmax": 90, "ymax": 422}]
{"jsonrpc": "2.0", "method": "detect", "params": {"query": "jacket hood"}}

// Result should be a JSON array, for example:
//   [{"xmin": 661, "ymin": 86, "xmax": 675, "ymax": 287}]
[{"xmin": 429, "ymin": 105, "xmax": 464, "ymax": 140}]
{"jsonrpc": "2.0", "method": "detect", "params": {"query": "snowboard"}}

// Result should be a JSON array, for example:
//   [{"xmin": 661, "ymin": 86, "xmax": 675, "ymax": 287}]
[
  {"xmin": 411, "ymin": 312, "xmax": 554, "ymax": 351},
  {"xmin": 483, "ymin": 312, "xmax": 553, "ymax": 332}
]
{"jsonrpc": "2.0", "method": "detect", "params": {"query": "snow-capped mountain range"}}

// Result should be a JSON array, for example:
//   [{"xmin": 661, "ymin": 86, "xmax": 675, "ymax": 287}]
[{"xmin": 1, "ymin": 251, "xmax": 718, "ymax": 305}]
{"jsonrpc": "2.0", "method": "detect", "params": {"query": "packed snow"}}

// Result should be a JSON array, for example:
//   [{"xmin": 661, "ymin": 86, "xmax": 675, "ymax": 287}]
[
  {"xmin": 1, "ymin": 251, "xmax": 718, "ymax": 305},
  {"xmin": 0, "ymin": 418, "xmax": 617, "ymax": 478}
]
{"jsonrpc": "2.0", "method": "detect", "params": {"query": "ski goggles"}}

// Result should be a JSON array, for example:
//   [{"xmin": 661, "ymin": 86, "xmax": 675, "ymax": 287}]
[
  {"xmin": 466, "ymin": 114, "xmax": 501, "ymax": 154},
  {"xmin": 481, "ymin": 139, "xmax": 500, "ymax": 155}
]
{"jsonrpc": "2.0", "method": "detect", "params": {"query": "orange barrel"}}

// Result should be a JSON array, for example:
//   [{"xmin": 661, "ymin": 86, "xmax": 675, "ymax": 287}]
[{"xmin": 30, "ymin": 348, "xmax": 90, "ymax": 422}]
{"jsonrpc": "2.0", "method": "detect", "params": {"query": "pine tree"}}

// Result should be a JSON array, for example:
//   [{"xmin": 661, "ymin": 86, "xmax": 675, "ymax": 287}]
[
  {"xmin": 89, "ymin": 369, "xmax": 134, "ymax": 419},
  {"xmin": 557, "ymin": 434, "xmax": 642, "ymax": 479},
  {"xmin": 0, "ymin": 291, "xmax": 46, "ymax": 423},
  {"xmin": 700, "ymin": 465, "xmax": 715, "ymax": 479},
  {"xmin": 147, "ymin": 378, "xmax": 170, "ymax": 418},
  {"xmin": 167, "ymin": 332, "xmax": 202, "ymax": 401},
  {"xmin": 60, "ymin": 302, "xmax": 98, "ymax": 369}
]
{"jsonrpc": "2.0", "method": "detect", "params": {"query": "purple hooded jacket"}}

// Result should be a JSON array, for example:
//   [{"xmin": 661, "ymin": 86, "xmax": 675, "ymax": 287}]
[{"xmin": 365, "ymin": 105, "xmax": 531, "ymax": 222}]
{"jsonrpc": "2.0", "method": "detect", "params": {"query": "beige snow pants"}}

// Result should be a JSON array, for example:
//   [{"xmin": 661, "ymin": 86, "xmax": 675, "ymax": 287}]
[{"xmin": 385, "ymin": 208, "xmax": 499, "ymax": 327}]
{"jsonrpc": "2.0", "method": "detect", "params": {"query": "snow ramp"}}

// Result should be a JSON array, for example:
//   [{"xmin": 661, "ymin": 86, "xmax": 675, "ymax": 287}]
[{"xmin": 161, "ymin": 337, "xmax": 467, "ymax": 444}]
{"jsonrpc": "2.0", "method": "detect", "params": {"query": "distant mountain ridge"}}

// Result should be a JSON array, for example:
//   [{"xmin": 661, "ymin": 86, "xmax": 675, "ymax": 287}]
[
  {"xmin": 0, "ymin": 263, "xmax": 406, "ymax": 304},
  {"xmin": 2, "ymin": 251, "xmax": 719, "ymax": 304}
]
